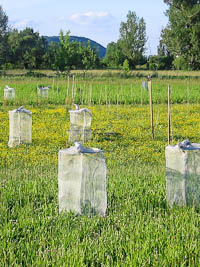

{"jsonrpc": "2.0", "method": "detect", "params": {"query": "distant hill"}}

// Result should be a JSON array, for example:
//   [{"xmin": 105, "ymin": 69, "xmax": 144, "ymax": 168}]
[{"xmin": 44, "ymin": 36, "xmax": 106, "ymax": 58}]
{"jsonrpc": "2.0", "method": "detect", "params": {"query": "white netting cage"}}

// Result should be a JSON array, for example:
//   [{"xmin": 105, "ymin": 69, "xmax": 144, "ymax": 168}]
[
  {"xmin": 8, "ymin": 106, "xmax": 32, "ymax": 147},
  {"xmin": 58, "ymin": 142, "xmax": 107, "ymax": 216},
  {"xmin": 166, "ymin": 140, "xmax": 200, "ymax": 208},
  {"xmin": 68, "ymin": 104, "xmax": 92, "ymax": 143},
  {"xmin": 37, "ymin": 86, "xmax": 49, "ymax": 98},
  {"xmin": 4, "ymin": 85, "xmax": 15, "ymax": 99}
]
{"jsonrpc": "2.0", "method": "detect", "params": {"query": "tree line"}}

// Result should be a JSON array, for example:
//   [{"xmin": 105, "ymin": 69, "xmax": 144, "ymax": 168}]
[
  {"xmin": 0, "ymin": 7, "xmax": 100, "ymax": 73},
  {"xmin": 0, "ymin": 0, "xmax": 200, "ymax": 72}
]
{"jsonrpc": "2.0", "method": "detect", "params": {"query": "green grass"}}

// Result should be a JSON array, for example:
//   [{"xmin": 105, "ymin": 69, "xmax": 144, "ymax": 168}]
[
  {"xmin": 2, "ymin": 158, "xmax": 200, "ymax": 266},
  {"xmin": 1, "ymin": 101, "xmax": 200, "ymax": 265},
  {"xmin": 1, "ymin": 70, "xmax": 200, "ymax": 265},
  {"xmin": 0, "ymin": 71, "xmax": 200, "ymax": 106}
]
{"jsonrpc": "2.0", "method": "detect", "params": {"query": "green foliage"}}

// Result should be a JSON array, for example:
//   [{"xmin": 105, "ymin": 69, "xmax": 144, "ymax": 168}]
[
  {"xmin": 172, "ymin": 56, "xmax": 189, "ymax": 70},
  {"xmin": 0, "ymin": 5, "xmax": 8, "ymax": 35},
  {"xmin": 8, "ymin": 28, "xmax": 47, "ymax": 70},
  {"xmin": 103, "ymin": 41, "xmax": 125, "ymax": 68},
  {"xmin": 161, "ymin": 0, "xmax": 200, "ymax": 70},
  {"xmin": 45, "ymin": 35, "xmax": 106, "ymax": 59},
  {"xmin": 54, "ymin": 30, "xmax": 72, "ymax": 73},
  {"xmin": 0, "ymin": 7, "xmax": 102, "ymax": 71},
  {"xmin": 43, "ymin": 41, "xmax": 59, "ymax": 70},
  {"xmin": 0, "ymin": 5, "xmax": 10, "ymax": 67},
  {"xmin": 81, "ymin": 41, "xmax": 100, "ymax": 74},
  {"xmin": 3, "ymin": 1, "xmax": 200, "ymax": 71},
  {"xmin": 119, "ymin": 11, "xmax": 147, "ymax": 68},
  {"xmin": 148, "ymin": 55, "xmax": 173, "ymax": 70},
  {"xmin": 164, "ymin": 0, "xmax": 200, "ymax": 8},
  {"xmin": 122, "ymin": 59, "xmax": 130, "ymax": 76},
  {"xmin": 1, "ymin": 62, "xmax": 14, "ymax": 70},
  {"xmin": 50, "ymin": 31, "xmax": 100, "ymax": 73}
]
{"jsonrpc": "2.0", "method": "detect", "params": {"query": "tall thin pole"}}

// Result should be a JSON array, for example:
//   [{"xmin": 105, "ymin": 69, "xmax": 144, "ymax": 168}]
[
  {"xmin": 187, "ymin": 79, "xmax": 189, "ymax": 114},
  {"xmin": 72, "ymin": 75, "xmax": 75, "ymax": 101},
  {"xmin": 89, "ymin": 85, "xmax": 92, "ymax": 105},
  {"xmin": 148, "ymin": 76, "xmax": 154, "ymax": 140},
  {"xmin": 67, "ymin": 76, "xmax": 69, "ymax": 97},
  {"xmin": 168, "ymin": 85, "xmax": 171, "ymax": 145},
  {"xmin": 52, "ymin": 78, "xmax": 55, "ymax": 91}
]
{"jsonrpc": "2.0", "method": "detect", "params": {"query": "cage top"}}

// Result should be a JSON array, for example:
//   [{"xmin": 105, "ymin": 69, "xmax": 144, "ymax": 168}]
[
  {"xmin": 60, "ymin": 142, "xmax": 103, "ymax": 154},
  {"xmin": 10, "ymin": 106, "xmax": 32, "ymax": 114},
  {"xmin": 69, "ymin": 108, "xmax": 91, "ymax": 114},
  {"xmin": 167, "ymin": 140, "xmax": 200, "ymax": 151},
  {"xmin": 37, "ymin": 86, "xmax": 50, "ymax": 90},
  {"xmin": 4, "ymin": 85, "xmax": 15, "ymax": 91}
]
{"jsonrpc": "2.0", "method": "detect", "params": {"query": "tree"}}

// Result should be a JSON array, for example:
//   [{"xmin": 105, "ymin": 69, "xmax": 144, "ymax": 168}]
[
  {"xmin": 122, "ymin": 59, "xmax": 130, "ymax": 76},
  {"xmin": 119, "ymin": 11, "xmax": 147, "ymax": 68},
  {"xmin": 0, "ymin": 5, "xmax": 8, "ymax": 34},
  {"xmin": 0, "ymin": 5, "xmax": 10, "ymax": 67},
  {"xmin": 54, "ymin": 30, "xmax": 70, "ymax": 72},
  {"xmin": 54, "ymin": 30, "xmax": 82, "ymax": 73},
  {"xmin": 81, "ymin": 41, "xmax": 99, "ymax": 75},
  {"xmin": 103, "ymin": 41, "xmax": 125, "ymax": 68},
  {"xmin": 53, "ymin": 30, "xmax": 100, "ymax": 73},
  {"xmin": 161, "ymin": 0, "xmax": 200, "ymax": 70},
  {"xmin": 147, "ymin": 39, "xmax": 174, "ymax": 70},
  {"xmin": 148, "ymin": 55, "xmax": 173, "ymax": 70},
  {"xmin": 43, "ymin": 41, "xmax": 59, "ymax": 69},
  {"xmin": 8, "ymin": 28, "xmax": 47, "ymax": 69}
]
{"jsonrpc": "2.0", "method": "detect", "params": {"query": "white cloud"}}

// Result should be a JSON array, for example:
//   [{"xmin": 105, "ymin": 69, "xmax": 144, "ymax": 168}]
[
  {"xmin": 69, "ymin": 11, "xmax": 114, "ymax": 25},
  {"xmin": 11, "ymin": 19, "xmax": 39, "ymax": 30}
]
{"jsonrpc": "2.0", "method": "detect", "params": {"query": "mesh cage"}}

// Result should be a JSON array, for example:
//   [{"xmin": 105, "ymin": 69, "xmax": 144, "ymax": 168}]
[
  {"xmin": 37, "ymin": 86, "xmax": 49, "ymax": 98},
  {"xmin": 69, "ymin": 108, "xmax": 92, "ymax": 143},
  {"xmin": 4, "ymin": 86, "xmax": 15, "ymax": 99},
  {"xmin": 166, "ymin": 141, "xmax": 200, "ymax": 207},
  {"xmin": 58, "ymin": 143, "xmax": 107, "ymax": 216},
  {"xmin": 8, "ymin": 106, "xmax": 32, "ymax": 147}
]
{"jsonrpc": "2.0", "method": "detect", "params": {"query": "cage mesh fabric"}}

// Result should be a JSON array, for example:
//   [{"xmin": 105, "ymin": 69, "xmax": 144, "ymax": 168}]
[
  {"xmin": 37, "ymin": 87, "xmax": 49, "ymax": 98},
  {"xmin": 166, "ymin": 142, "xmax": 200, "ymax": 207},
  {"xmin": 58, "ymin": 144, "xmax": 107, "ymax": 216},
  {"xmin": 4, "ymin": 86, "xmax": 15, "ymax": 99},
  {"xmin": 69, "ymin": 108, "xmax": 92, "ymax": 143},
  {"xmin": 8, "ymin": 107, "xmax": 32, "ymax": 147}
]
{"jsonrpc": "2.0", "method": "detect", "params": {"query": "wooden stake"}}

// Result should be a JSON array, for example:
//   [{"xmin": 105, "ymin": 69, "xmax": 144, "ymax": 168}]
[
  {"xmin": 2, "ymin": 96, "xmax": 6, "ymax": 106},
  {"xmin": 89, "ymin": 85, "xmax": 92, "ymax": 105},
  {"xmin": 187, "ymin": 79, "xmax": 189, "ymax": 114},
  {"xmin": 148, "ymin": 77, "xmax": 154, "ymax": 139},
  {"xmin": 131, "ymin": 84, "xmax": 133, "ymax": 103},
  {"xmin": 105, "ymin": 86, "xmax": 107, "ymax": 106},
  {"xmin": 72, "ymin": 75, "xmax": 75, "ymax": 100},
  {"xmin": 73, "ymin": 84, "xmax": 77, "ymax": 100},
  {"xmin": 52, "ymin": 78, "xmax": 55, "ymax": 91},
  {"xmin": 67, "ymin": 76, "xmax": 69, "ymax": 97},
  {"xmin": 168, "ymin": 85, "xmax": 171, "ymax": 145}
]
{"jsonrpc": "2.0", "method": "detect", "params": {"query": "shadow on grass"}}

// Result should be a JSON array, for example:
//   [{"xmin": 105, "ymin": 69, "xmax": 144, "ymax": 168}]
[{"xmin": 93, "ymin": 130, "xmax": 122, "ymax": 142}]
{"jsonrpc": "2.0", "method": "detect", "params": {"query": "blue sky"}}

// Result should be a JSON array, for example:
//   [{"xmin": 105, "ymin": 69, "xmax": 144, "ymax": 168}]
[{"xmin": 1, "ymin": 0, "xmax": 169, "ymax": 55}]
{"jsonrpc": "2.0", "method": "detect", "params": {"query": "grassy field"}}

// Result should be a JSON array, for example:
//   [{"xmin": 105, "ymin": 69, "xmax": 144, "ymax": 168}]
[
  {"xmin": 1, "ymin": 71, "xmax": 200, "ymax": 265},
  {"xmin": 0, "ymin": 69, "xmax": 200, "ymax": 106}
]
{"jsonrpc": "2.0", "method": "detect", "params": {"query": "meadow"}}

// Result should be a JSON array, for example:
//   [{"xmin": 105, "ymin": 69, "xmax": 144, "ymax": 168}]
[
  {"xmin": 1, "ymin": 69, "xmax": 200, "ymax": 106},
  {"xmin": 1, "ymin": 71, "xmax": 200, "ymax": 265}
]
